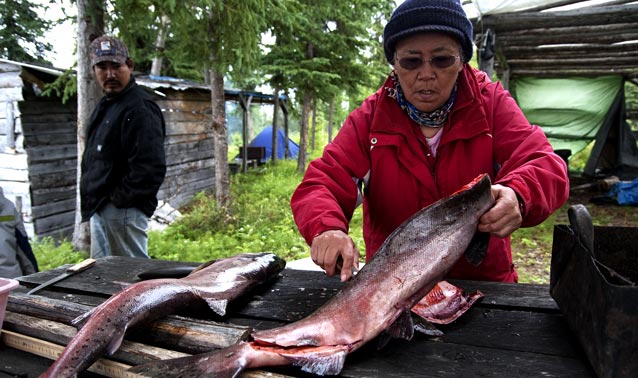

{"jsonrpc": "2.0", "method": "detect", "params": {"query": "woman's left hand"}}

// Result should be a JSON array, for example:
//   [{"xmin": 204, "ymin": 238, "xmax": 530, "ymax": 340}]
[{"xmin": 478, "ymin": 184, "xmax": 523, "ymax": 238}]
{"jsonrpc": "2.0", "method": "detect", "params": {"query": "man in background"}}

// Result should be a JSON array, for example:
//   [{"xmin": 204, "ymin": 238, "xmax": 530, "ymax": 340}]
[{"xmin": 80, "ymin": 35, "xmax": 166, "ymax": 258}]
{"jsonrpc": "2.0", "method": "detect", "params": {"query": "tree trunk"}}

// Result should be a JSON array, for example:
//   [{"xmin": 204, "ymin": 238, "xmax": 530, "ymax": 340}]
[
  {"xmin": 271, "ymin": 87, "xmax": 280, "ymax": 163},
  {"xmin": 210, "ymin": 68, "xmax": 231, "ymax": 210},
  {"xmin": 297, "ymin": 90, "xmax": 311, "ymax": 173},
  {"xmin": 150, "ymin": 14, "xmax": 170, "ymax": 76},
  {"xmin": 73, "ymin": 0, "xmax": 104, "ymax": 252},
  {"xmin": 328, "ymin": 96, "xmax": 335, "ymax": 143},
  {"xmin": 310, "ymin": 95, "xmax": 317, "ymax": 152}
]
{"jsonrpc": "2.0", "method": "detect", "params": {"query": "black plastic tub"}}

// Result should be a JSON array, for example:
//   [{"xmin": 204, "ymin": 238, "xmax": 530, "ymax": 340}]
[{"xmin": 550, "ymin": 225, "xmax": 638, "ymax": 378}]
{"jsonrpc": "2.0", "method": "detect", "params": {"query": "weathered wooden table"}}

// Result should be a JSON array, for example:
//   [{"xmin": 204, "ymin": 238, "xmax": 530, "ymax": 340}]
[{"xmin": 1, "ymin": 256, "xmax": 595, "ymax": 377}]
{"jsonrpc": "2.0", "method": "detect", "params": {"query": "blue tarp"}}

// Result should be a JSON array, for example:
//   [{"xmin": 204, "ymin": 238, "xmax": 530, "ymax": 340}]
[
  {"xmin": 248, "ymin": 125, "xmax": 299, "ymax": 163},
  {"xmin": 606, "ymin": 179, "xmax": 638, "ymax": 206}
]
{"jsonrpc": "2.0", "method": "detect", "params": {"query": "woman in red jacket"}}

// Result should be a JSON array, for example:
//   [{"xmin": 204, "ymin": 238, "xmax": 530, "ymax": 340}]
[{"xmin": 291, "ymin": 0, "xmax": 569, "ymax": 283}]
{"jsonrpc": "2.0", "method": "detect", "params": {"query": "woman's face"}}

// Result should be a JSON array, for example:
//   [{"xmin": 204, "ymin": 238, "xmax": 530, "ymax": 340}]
[{"xmin": 393, "ymin": 32, "xmax": 464, "ymax": 112}]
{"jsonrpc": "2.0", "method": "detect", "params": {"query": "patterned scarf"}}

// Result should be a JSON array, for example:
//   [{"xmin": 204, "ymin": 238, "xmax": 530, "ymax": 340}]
[{"xmin": 386, "ymin": 71, "xmax": 457, "ymax": 128}]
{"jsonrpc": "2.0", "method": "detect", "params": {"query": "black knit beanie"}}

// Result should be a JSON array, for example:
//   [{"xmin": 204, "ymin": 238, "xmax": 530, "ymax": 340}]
[{"xmin": 384, "ymin": 0, "xmax": 473, "ymax": 64}]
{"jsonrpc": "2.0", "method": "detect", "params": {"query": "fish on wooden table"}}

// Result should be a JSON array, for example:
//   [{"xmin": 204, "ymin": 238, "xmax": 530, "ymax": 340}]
[
  {"xmin": 39, "ymin": 252, "xmax": 286, "ymax": 378},
  {"xmin": 130, "ymin": 173, "xmax": 495, "ymax": 377}
]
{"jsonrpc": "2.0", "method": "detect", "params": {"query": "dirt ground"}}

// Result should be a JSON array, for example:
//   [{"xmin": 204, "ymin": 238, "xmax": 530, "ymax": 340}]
[{"xmin": 567, "ymin": 190, "xmax": 638, "ymax": 228}]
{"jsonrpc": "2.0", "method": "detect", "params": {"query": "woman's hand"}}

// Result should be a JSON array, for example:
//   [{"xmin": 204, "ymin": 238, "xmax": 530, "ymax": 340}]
[
  {"xmin": 310, "ymin": 230, "xmax": 360, "ymax": 282},
  {"xmin": 478, "ymin": 184, "xmax": 523, "ymax": 238}
]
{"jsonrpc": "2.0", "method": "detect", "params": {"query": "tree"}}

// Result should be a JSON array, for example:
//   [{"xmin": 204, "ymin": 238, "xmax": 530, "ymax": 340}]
[
  {"xmin": 157, "ymin": 1, "xmax": 278, "ymax": 210},
  {"xmin": 262, "ymin": 0, "xmax": 392, "ymax": 173},
  {"xmin": 73, "ymin": 0, "xmax": 104, "ymax": 251},
  {"xmin": 0, "ymin": 0, "xmax": 52, "ymax": 63}
]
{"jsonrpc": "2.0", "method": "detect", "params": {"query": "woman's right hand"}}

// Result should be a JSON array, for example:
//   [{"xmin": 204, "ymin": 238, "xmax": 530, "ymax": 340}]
[{"xmin": 310, "ymin": 230, "xmax": 360, "ymax": 282}]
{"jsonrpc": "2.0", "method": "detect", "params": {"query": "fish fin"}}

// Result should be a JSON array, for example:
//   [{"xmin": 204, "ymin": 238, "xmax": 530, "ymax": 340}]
[
  {"xmin": 105, "ymin": 327, "xmax": 127, "ymax": 355},
  {"xmin": 204, "ymin": 298, "xmax": 229, "ymax": 316},
  {"xmin": 189, "ymin": 259, "xmax": 218, "ymax": 275},
  {"xmin": 130, "ymin": 343, "xmax": 248, "ymax": 378},
  {"xmin": 378, "ymin": 310, "xmax": 414, "ymax": 349},
  {"xmin": 281, "ymin": 346, "xmax": 348, "ymax": 376},
  {"xmin": 71, "ymin": 307, "xmax": 97, "ymax": 328},
  {"xmin": 413, "ymin": 319, "xmax": 444, "ymax": 337},
  {"xmin": 464, "ymin": 231, "xmax": 490, "ymax": 266}
]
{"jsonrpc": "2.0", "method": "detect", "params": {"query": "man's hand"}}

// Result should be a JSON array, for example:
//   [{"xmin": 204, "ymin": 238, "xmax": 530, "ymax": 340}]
[
  {"xmin": 478, "ymin": 184, "xmax": 523, "ymax": 238},
  {"xmin": 310, "ymin": 230, "xmax": 360, "ymax": 281}
]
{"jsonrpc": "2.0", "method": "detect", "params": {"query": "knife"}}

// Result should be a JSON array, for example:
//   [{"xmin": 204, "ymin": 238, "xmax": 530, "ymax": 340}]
[
  {"xmin": 137, "ymin": 265, "xmax": 197, "ymax": 280},
  {"xmin": 27, "ymin": 258, "xmax": 97, "ymax": 295}
]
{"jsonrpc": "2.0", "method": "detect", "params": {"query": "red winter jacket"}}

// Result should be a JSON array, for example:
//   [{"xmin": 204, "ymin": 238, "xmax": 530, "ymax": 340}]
[{"xmin": 291, "ymin": 66, "xmax": 569, "ymax": 282}]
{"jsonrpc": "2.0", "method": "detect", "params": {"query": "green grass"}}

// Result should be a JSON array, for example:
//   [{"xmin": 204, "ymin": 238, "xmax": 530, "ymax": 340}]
[
  {"xmin": 148, "ymin": 161, "xmax": 315, "ymax": 263},
  {"xmin": 31, "ymin": 159, "xmax": 363, "ymax": 271}
]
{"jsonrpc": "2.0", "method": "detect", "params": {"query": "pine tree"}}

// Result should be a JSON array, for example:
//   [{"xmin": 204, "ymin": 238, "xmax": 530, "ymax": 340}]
[{"xmin": 0, "ymin": 0, "xmax": 52, "ymax": 63}]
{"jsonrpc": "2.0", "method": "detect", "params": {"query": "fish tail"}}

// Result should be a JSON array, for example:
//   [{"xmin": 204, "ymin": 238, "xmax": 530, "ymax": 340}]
[
  {"xmin": 279, "ymin": 345, "xmax": 349, "ymax": 376},
  {"xmin": 129, "ymin": 342, "xmax": 252, "ymax": 378},
  {"xmin": 131, "ymin": 341, "xmax": 350, "ymax": 377}
]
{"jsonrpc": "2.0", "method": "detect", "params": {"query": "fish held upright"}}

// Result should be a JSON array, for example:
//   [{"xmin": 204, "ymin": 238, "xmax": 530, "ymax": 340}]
[{"xmin": 130, "ymin": 173, "xmax": 495, "ymax": 377}]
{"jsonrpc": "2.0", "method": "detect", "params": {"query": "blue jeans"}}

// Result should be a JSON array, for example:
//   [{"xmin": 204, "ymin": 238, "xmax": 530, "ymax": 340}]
[{"xmin": 90, "ymin": 202, "xmax": 150, "ymax": 259}]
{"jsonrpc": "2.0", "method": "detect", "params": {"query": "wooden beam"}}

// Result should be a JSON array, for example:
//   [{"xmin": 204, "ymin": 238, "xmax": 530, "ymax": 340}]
[
  {"xmin": 502, "ymin": 42, "xmax": 638, "ymax": 58},
  {"xmin": 476, "ymin": 4, "xmax": 638, "ymax": 32},
  {"xmin": 498, "ymin": 31, "xmax": 638, "ymax": 47}
]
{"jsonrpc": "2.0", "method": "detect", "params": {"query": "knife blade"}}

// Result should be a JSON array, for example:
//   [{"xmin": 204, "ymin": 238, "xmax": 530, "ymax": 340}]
[
  {"xmin": 137, "ymin": 265, "xmax": 197, "ymax": 280},
  {"xmin": 27, "ymin": 258, "xmax": 96, "ymax": 295}
]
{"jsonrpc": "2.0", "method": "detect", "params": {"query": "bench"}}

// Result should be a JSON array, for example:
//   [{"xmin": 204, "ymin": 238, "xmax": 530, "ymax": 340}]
[{"xmin": 238, "ymin": 146, "xmax": 266, "ymax": 168}]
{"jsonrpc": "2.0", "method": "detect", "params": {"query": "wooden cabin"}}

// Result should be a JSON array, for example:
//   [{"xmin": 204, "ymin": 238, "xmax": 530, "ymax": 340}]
[{"xmin": 0, "ymin": 59, "xmax": 287, "ymax": 240}]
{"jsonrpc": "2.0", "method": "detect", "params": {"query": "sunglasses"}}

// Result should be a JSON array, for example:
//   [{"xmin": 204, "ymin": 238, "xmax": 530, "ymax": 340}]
[{"xmin": 395, "ymin": 55, "xmax": 460, "ymax": 70}]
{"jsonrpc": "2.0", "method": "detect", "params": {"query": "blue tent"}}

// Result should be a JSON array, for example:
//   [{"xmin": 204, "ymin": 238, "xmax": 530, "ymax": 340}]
[{"xmin": 248, "ymin": 125, "xmax": 299, "ymax": 163}]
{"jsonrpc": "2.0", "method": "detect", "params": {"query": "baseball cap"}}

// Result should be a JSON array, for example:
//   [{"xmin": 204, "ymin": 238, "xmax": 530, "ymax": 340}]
[{"xmin": 89, "ymin": 35, "xmax": 130, "ymax": 66}]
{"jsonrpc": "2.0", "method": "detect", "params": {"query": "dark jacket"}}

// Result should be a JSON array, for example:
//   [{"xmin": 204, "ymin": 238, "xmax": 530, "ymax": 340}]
[
  {"xmin": 80, "ymin": 77, "xmax": 166, "ymax": 221},
  {"xmin": 291, "ymin": 66, "xmax": 569, "ymax": 282}
]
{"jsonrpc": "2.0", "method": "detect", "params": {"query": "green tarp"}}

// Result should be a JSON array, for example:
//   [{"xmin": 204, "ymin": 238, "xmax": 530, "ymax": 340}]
[{"xmin": 511, "ymin": 76, "xmax": 623, "ymax": 156}]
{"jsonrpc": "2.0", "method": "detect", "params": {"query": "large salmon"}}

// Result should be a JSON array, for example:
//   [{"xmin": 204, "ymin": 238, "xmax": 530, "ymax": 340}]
[
  {"xmin": 40, "ymin": 252, "xmax": 286, "ymax": 378},
  {"xmin": 130, "ymin": 174, "xmax": 494, "ymax": 377}
]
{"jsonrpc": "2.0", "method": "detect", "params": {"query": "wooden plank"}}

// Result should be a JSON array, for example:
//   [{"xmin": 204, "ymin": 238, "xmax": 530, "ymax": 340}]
[
  {"xmin": 1, "ymin": 330, "xmax": 141, "ymax": 378},
  {"xmin": 338, "ymin": 337, "xmax": 595, "ymax": 378},
  {"xmin": 0, "ymin": 167, "xmax": 29, "ymax": 181},
  {"xmin": 0, "ymin": 86, "xmax": 23, "ymax": 101},
  {"xmin": 479, "ymin": 4, "xmax": 638, "ymax": 31},
  {"xmin": 163, "ymin": 119, "xmax": 209, "ymax": 135},
  {"xmin": 165, "ymin": 132, "xmax": 214, "ymax": 145},
  {"xmin": 25, "ymin": 132, "xmax": 77, "ymax": 146},
  {"xmin": 35, "ymin": 224, "xmax": 73, "ymax": 241},
  {"xmin": 162, "ymin": 111, "xmax": 211, "ymax": 123},
  {"xmin": 165, "ymin": 138, "xmax": 214, "ymax": 155},
  {"xmin": 31, "ymin": 184, "xmax": 75, "ymax": 206},
  {"xmin": 31, "ymin": 198, "xmax": 75, "ymax": 219},
  {"xmin": 0, "ymin": 152, "xmax": 27, "ymax": 169},
  {"xmin": 3, "ymin": 313, "xmax": 189, "ymax": 366},
  {"xmin": 7, "ymin": 294, "xmax": 251, "ymax": 354},
  {"xmin": 165, "ymin": 148, "xmax": 213, "ymax": 166},
  {"xmin": 32, "ymin": 210, "xmax": 74, "ymax": 235},
  {"xmin": 27, "ymin": 158, "xmax": 77, "ymax": 176},
  {"xmin": 29, "ymin": 171, "xmax": 76, "ymax": 190},
  {"xmin": 20, "ymin": 118, "xmax": 77, "ymax": 134},
  {"xmin": 26, "ymin": 144, "xmax": 77, "ymax": 162},
  {"xmin": 165, "ymin": 158, "xmax": 213, "ymax": 176},
  {"xmin": 18, "ymin": 102, "xmax": 77, "ymax": 115}
]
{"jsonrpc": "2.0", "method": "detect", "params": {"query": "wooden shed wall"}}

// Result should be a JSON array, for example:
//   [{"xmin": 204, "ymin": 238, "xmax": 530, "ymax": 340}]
[
  {"xmin": 153, "ymin": 88, "xmax": 215, "ymax": 209},
  {"xmin": 19, "ymin": 83, "xmax": 78, "ymax": 240},
  {"xmin": 1, "ymin": 62, "xmax": 216, "ymax": 241}
]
